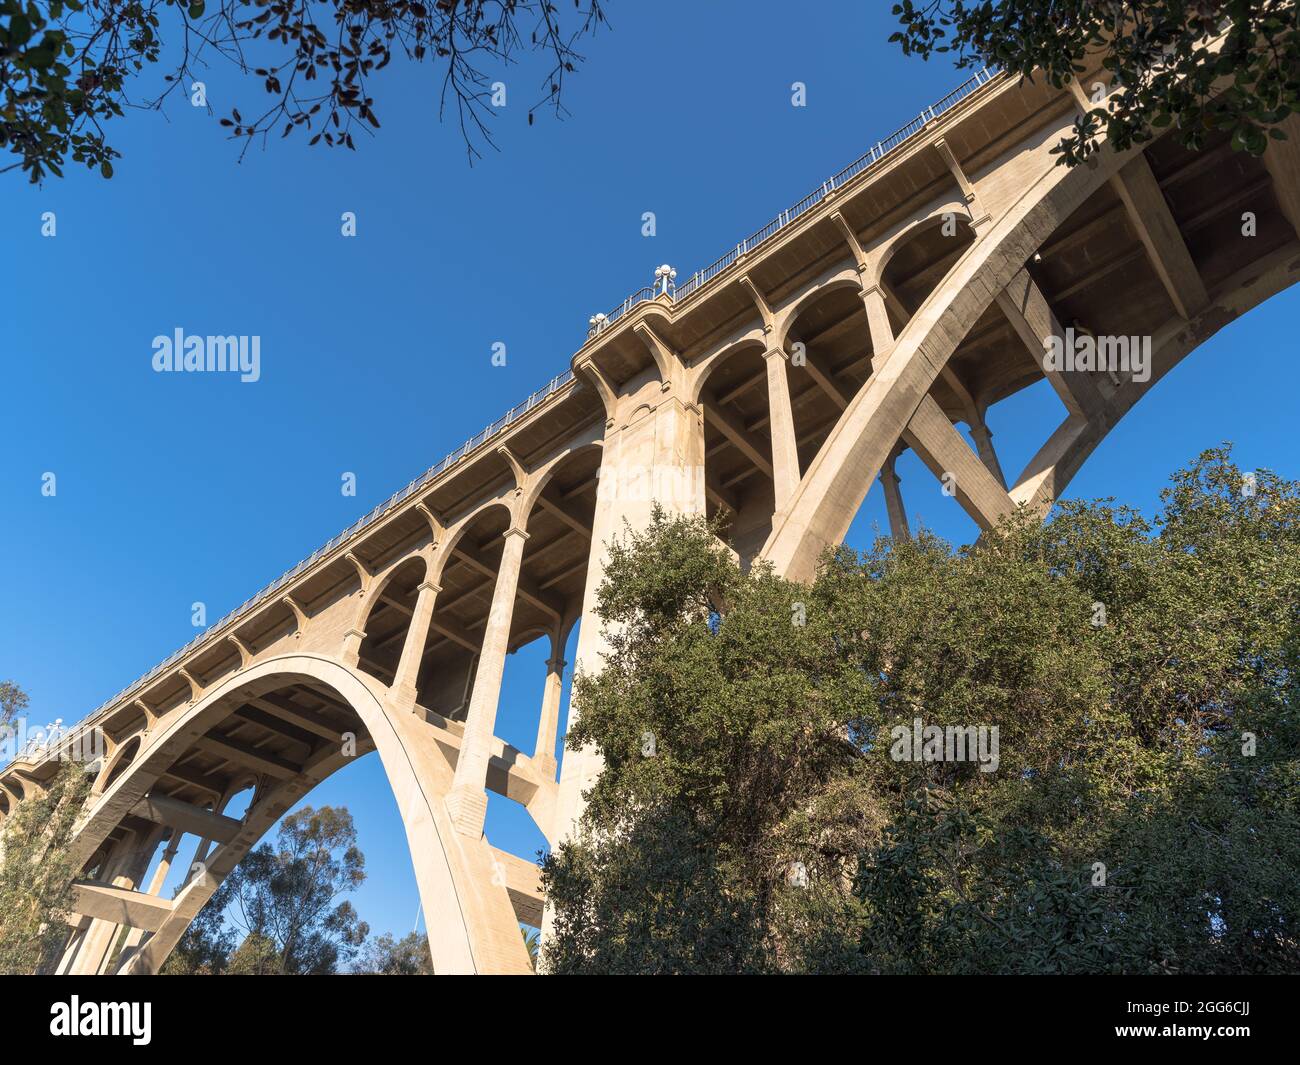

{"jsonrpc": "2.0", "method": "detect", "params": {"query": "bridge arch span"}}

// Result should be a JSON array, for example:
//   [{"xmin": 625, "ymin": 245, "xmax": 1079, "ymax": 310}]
[
  {"xmin": 762, "ymin": 128, "xmax": 1141, "ymax": 579},
  {"xmin": 771, "ymin": 269, "xmax": 864, "ymax": 351},
  {"xmin": 63, "ymin": 653, "xmax": 532, "ymax": 976}
]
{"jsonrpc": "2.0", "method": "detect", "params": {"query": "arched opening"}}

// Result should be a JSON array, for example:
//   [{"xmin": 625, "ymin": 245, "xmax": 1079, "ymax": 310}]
[
  {"xmin": 68, "ymin": 666, "xmax": 453, "ymax": 974},
  {"xmin": 415, "ymin": 503, "xmax": 513, "ymax": 721},
  {"xmin": 357, "ymin": 556, "xmax": 429, "ymax": 689},
  {"xmin": 880, "ymin": 214, "xmax": 977, "ymax": 328},
  {"xmin": 697, "ymin": 341, "xmax": 778, "ymax": 561},
  {"xmin": 783, "ymin": 284, "xmax": 876, "ymax": 470},
  {"xmin": 102, "ymin": 737, "xmax": 141, "ymax": 791}
]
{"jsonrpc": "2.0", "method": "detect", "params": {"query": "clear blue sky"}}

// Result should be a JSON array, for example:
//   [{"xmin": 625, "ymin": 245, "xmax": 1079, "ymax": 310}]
[{"xmin": 2, "ymin": 1, "xmax": 1297, "ymax": 944}]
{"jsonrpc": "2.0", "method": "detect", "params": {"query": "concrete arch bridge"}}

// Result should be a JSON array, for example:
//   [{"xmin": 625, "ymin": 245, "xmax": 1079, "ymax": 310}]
[{"xmin": 4, "ymin": 64, "xmax": 1297, "ymax": 973}]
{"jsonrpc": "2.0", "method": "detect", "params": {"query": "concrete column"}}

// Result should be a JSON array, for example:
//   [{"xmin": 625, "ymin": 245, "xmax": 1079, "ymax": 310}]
[
  {"xmin": 540, "ymin": 395, "xmax": 708, "ymax": 950},
  {"xmin": 882, "ymin": 448, "xmax": 910, "ymax": 540},
  {"xmin": 446, "ymin": 526, "xmax": 529, "ymax": 836},
  {"xmin": 144, "ymin": 832, "xmax": 179, "ymax": 896},
  {"xmin": 763, "ymin": 348, "xmax": 801, "ymax": 515},
  {"xmin": 121, "ymin": 831, "xmax": 181, "ymax": 956},
  {"xmin": 968, "ymin": 421, "xmax": 1008, "ymax": 489},
  {"xmin": 68, "ymin": 827, "xmax": 158, "ymax": 975},
  {"xmin": 55, "ymin": 926, "xmax": 87, "ymax": 975},
  {"xmin": 862, "ymin": 284, "xmax": 895, "ymax": 370},
  {"xmin": 532, "ymin": 655, "xmax": 566, "ymax": 778},
  {"xmin": 552, "ymin": 395, "xmax": 705, "ymax": 850},
  {"xmin": 389, "ymin": 578, "xmax": 441, "ymax": 708}
]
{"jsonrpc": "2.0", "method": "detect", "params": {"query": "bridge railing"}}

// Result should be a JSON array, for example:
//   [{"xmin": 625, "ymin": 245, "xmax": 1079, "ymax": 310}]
[{"xmin": 588, "ymin": 66, "xmax": 999, "ymax": 336}]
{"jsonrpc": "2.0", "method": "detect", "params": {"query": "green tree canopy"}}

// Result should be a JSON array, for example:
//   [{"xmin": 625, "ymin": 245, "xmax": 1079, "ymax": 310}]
[
  {"xmin": 216, "ymin": 804, "xmax": 369, "ymax": 974},
  {"xmin": 542, "ymin": 447, "xmax": 1300, "ymax": 974},
  {"xmin": 1, "ymin": 0, "xmax": 606, "ymax": 182},
  {"xmin": 353, "ymin": 931, "xmax": 434, "ymax": 975},
  {"xmin": 891, "ymin": 1, "xmax": 1299, "ymax": 165},
  {"xmin": 162, "ymin": 875, "xmax": 238, "ymax": 975},
  {"xmin": 0, "ymin": 679, "xmax": 28, "ymax": 729},
  {"xmin": 0, "ymin": 683, "xmax": 93, "ymax": 975}
]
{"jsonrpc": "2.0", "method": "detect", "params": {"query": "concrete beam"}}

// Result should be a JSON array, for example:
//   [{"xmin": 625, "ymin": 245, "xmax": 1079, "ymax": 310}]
[
  {"xmin": 996, "ymin": 268, "xmax": 1105, "ymax": 420},
  {"xmin": 903, "ymin": 395, "xmax": 1018, "ymax": 532},
  {"xmin": 231, "ymin": 705, "xmax": 320, "ymax": 751},
  {"xmin": 70, "ymin": 881, "xmax": 173, "ymax": 934},
  {"xmin": 538, "ymin": 558, "xmax": 589, "ymax": 592},
  {"xmin": 705, "ymin": 467, "xmax": 740, "ymax": 514},
  {"xmin": 536, "ymin": 489, "xmax": 593, "ymax": 538},
  {"xmin": 159, "ymin": 761, "xmax": 228, "ymax": 797},
  {"xmin": 248, "ymin": 692, "xmax": 344, "ymax": 743},
  {"xmin": 490, "ymin": 846, "xmax": 544, "ymax": 928},
  {"xmin": 132, "ymin": 793, "xmax": 243, "ymax": 845},
  {"xmin": 703, "ymin": 401, "xmax": 774, "ymax": 478},
  {"xmin": 797, "ymin": 348, "xmax": 854, "ymax": 410},
  {"xmin": 452, "ymin": 544, "xmax": 565, "ymax": 623},
  {"xmin": 425, "ymin": 616, "xmax": 482, "ymax": 655},
  {"xmin": 1110, "ymin": 154, "xmax": 1208, "ymax": 319},
  {"xmin": 193, "ymin": 735, "xmax": 299, "ymax": 780}
]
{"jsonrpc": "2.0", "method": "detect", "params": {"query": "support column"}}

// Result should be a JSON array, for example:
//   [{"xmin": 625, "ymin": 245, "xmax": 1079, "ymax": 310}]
[
  {"xmin": 968, "ymin": 420, "xmax": 1007, "ymax": 489},
  {"xmin": 68, "ymin": 825, "xmax": 160, "ymax": 975},
  {"xmin": 764, "ymin": 348, "xmax": 801, "ymax": 516},
  {"xmin": 389, "ymin": 577, "xmax": 441, "ymax": 709},
  {"xmin": 553, "ymin": 394, "xmax": 704, "ymax": 848},
  {"xmin": 881, "ymin": 447, "xmax": 910, "ymax": 540},
  {"xmin": 55, "ymin": 926, "xmax": 87, "ymax": 975},
  {"xmin": 532, "ymin": 655, "xmax": 566, "ymax": 779},
  {"xmin": 119, "ymin": 831, "xmax": 181, "ymax": 959},
  {"xmin": 861, "ymin": 284, "xmax": 894, "ymax": 370},
  {"xmin": 446, "ymin": 526, "xmax": 529, "ymax": 836}
]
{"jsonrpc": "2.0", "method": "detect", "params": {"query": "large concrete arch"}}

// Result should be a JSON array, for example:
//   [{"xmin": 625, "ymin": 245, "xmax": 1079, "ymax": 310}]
[
  {"xmin": 70, "ymin": 654, "xmax": 532, "ymax": 975},
  {"xmin": 763, "ymin": 101, "xmax": 1300, "ymax": 581},
  {"xmin": 761, "ymin": 133, "xmax": 1143, "ymax": 580},
  {"xmin": 1008, "ymin": 245, "xmax": 1300, "ymax": 514}
]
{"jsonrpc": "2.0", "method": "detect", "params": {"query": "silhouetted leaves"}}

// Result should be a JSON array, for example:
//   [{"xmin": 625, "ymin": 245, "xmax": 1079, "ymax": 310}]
[
  {"xmin": 1, "ymin": 0, "xmax": 606, "ymax": 182},
  {"xmin": 891, "ymin": 1, "xmax": 1299, "ymax": 167}
]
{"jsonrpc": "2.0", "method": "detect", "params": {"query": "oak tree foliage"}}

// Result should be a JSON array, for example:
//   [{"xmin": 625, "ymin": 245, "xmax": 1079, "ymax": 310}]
[
  {"xmin": 891, "ymin": 1, "xmax": 1299, "ymax": 165},
  {"xmin": 542, "ymin": 447, "xmax": 1300, "ymax": 974},
  {"xmin": 1, "ymin": 0, "xmax": 606, "ymax": 182}
]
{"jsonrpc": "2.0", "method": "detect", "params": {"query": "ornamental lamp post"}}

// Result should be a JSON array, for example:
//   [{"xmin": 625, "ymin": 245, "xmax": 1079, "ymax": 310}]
[{"xmin": 654, "ymin": 264, "xmax": 676, "ymax": 298}]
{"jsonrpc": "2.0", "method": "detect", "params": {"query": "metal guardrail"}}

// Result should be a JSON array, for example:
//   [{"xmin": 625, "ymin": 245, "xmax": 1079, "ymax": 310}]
[
  {"xmin": 588, "ymin": 66, "xmax": 999, "ymax": 337},
  {"xmin": 4, "ymin": 67, "xmax": 1003, "ymax": 768}
]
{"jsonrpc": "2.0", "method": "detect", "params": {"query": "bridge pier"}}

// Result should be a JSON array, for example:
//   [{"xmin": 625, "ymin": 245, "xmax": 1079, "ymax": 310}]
[
  {"xmin": 447, "ymin": 524, "xmax": 530, "ymax": 837},
  {"xmin": 552, "ymin": 380, "xmax": 706, "ymax": 851}
]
